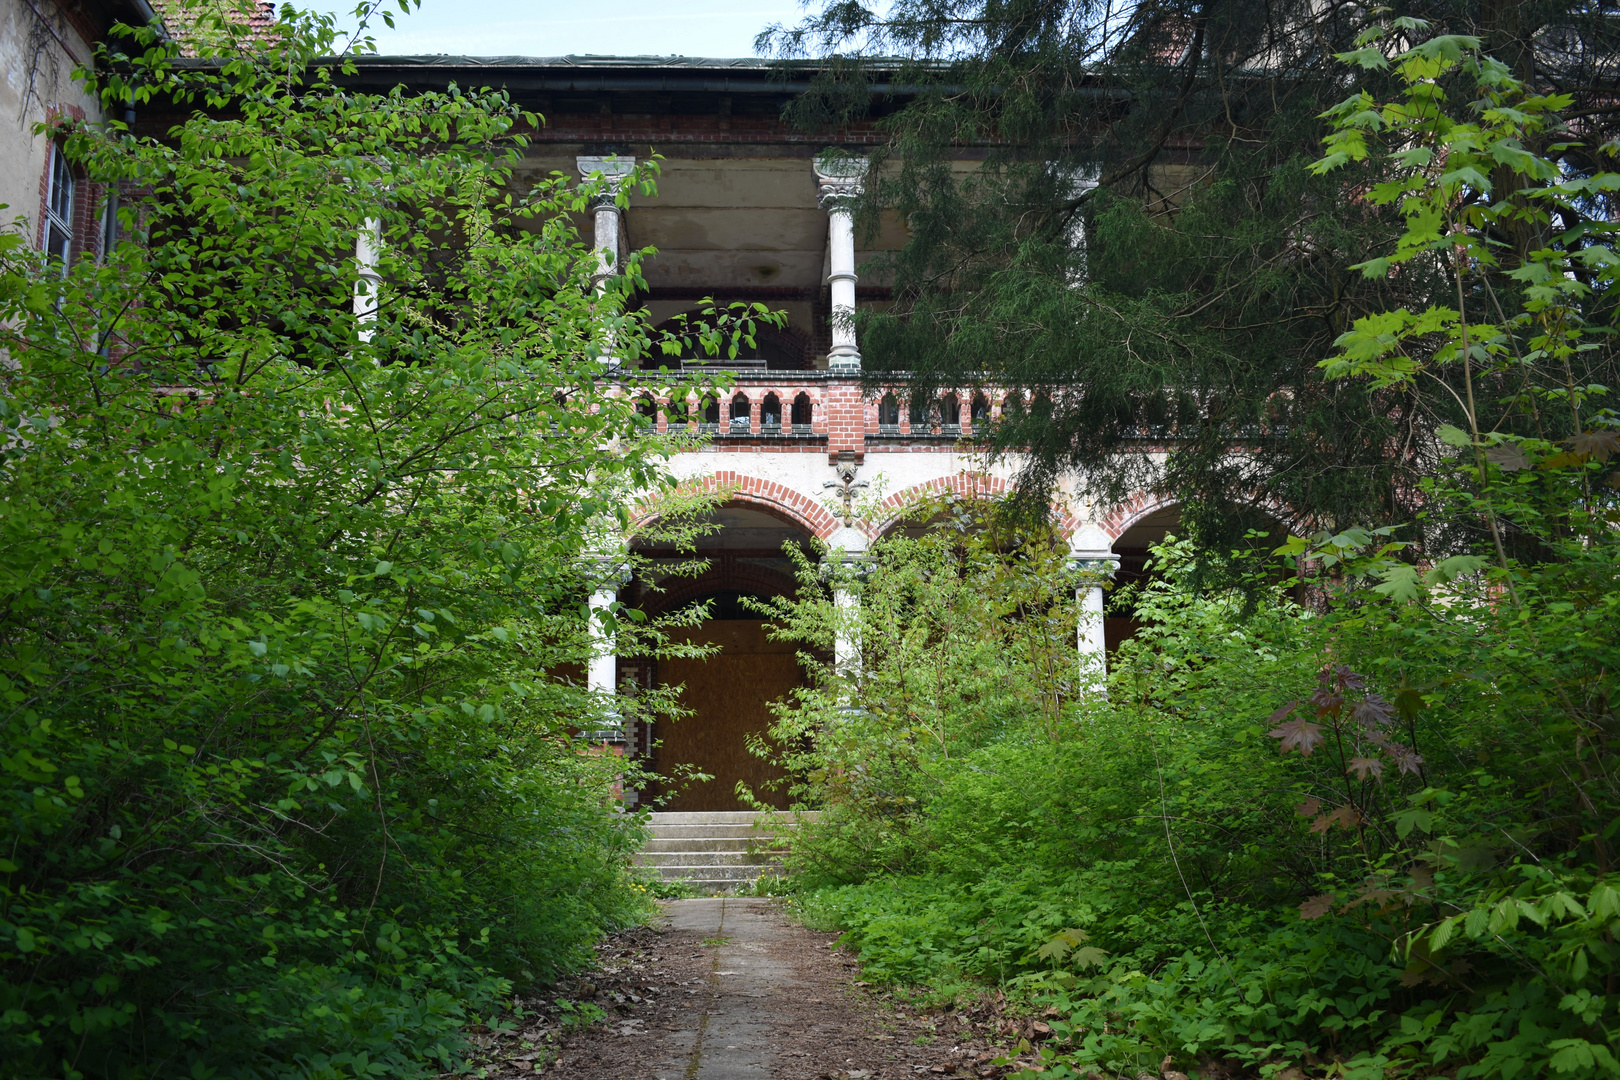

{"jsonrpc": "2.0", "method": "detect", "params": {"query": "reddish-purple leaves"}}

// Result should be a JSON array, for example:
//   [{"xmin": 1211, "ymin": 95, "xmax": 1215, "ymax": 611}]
[
  {"xmin": 1270, "ymin": 666, "xmax": 1422, "ymax": 783},
  {"xmin": 1351, "ymin": 694, "xmax": 1395, "ymax": 733},
  {"xmin": 1485, "ymin": 444, "xmax": 1530, "ymax": 471},
  {"xmin": 1270, "ymin": 717, "xmax": 1325, "ymax": 757},
  {"xmin": 1347, "ymin": 756, "xmax": 1384, "ymax": 780},
  {"xmin": 1309, "ymin": 805, "xmax": 1362, "ymax": 833},
  {"xmin": 1309, "ymin": 686, "xmax": 1344, "ymax": 717},
  {"xmin": 1569, "ymin": 429, "xmax": 1620, "ymax": 462},
  {"xmin": 1299, "ymin": 894, "xmax": 1337, "ymax": 920},
  {"xmin": 1295, "ymin": 797, "xmax": 1322, "ymax": 817},
  {"xmin": 1387, "ymin": 743, "xmax": 1426, "ymax": 776},
  {"xmin": 1330, "ymin": 665, "xmax": 1366, "ymax": 691},
  {"xmin": 1268, "ymin": 700, "xmax": 1301, "ymax": 725}
]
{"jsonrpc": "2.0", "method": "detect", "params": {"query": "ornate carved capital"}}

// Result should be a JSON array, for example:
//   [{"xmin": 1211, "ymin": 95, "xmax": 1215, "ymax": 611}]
[
  {"xmin": 814, "ymin": 151, "xmax": 868, "ymax": 211},
  {"xmin": 577, "ymin": 155, "xmax": 636, "ymax": 208}
]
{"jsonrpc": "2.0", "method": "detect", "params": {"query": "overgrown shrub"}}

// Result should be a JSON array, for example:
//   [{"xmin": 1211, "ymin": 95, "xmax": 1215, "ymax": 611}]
[{"xmin": 0, "ymin": 7, "xmax": 763, "ymax": 1077}]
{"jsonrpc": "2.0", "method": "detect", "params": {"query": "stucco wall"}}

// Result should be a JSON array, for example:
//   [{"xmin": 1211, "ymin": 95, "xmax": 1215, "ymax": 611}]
[{"xmin": 0, "ymin": 0, "xmax": 102, "ymax": 246}]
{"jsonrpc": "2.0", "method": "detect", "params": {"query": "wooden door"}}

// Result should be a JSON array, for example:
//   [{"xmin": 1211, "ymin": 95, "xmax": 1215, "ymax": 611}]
[{"xmin": 655, "ymin": 621, "xmax": 798, "ymax": 811}]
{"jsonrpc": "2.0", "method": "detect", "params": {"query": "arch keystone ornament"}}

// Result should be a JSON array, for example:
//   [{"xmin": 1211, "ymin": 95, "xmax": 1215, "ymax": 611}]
[{"xmin": 824, "ymin": 451, "xmax": 869, "ymax": 528}]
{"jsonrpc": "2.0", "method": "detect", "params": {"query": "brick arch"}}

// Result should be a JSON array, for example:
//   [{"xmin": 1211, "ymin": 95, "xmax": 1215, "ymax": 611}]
[
  {"xmin": 1099, "ymin": 492, "xmax": 1180, "ymax": 543},
  {"xmin": 871, "ymin": 472, "xmax": 1008, "ymax": 538},
  {"xmin": 632, "ymin": 471, "xmax": 839, "ymax": 540}
]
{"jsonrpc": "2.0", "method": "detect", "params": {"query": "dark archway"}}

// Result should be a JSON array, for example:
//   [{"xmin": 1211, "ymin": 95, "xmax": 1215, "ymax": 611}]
[
  {"xmin": 628, "ymin": 505, "xmax": 816, "ymax": 811},
  {"xmin": 1108, "ymin": 504, "xmax": 1181, "ymax": 652}
]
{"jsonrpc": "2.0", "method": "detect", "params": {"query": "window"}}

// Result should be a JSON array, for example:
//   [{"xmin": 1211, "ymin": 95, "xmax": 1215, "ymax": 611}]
[
  {"xmin": 636, "ymin": 396, "xmax": 658, "ymax": 429},
  {"xmin": 729, "ymin": 393, "xmax": 751, "ymax": 433},
  {"xmin": 942, "ymin": 393, "xmax": 961, "ymax": 433},
  {"xmin": 760, "ymin": 393, "xmax": 782, "ymax": 430},
  {"xmin": 970, "ymin": 393, "xmax": 990, "ymax": 426},
  {"xmin": 700, "ymin": 394, "xmax": 720, "ymax": 429},
  {"xmin": 99, "ymin": 186, "xmax": 118, "ymax": 264},
  {"xmin": 791, "ymin": 392, "xmax": 813, "ymax": 431},
  {"xmin": 43, "ymin": 144, "xmax": 74, "ymax": 273},
  {"xmin": 908, "ymin": 395, "xmax": 927, "ymax": 432},
  {"xmin": 878, "ymin": 392, "xmax": 899, "ymax": 432},
  {"xmin": 665, "ymin": 396, "xmax": 689, "ymax": 427}
]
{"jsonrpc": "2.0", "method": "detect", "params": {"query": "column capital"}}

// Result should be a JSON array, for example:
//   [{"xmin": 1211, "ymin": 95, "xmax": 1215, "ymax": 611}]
[
  {"xmin": 814, "ymin": 152, "xmax": 868, "ymax": 210},
  {"xmin": 1067, "ymin": 552, "xmax": 1120, "ymax": 579},
  {"xmin": 577, "ymin": 155, "xmax": 637, "ymax": 206}
]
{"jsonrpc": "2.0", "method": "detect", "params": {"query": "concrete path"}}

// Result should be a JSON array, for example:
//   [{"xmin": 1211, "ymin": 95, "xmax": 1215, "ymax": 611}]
[
  {"xmin": 537, "ymin": 898, "xmax": 1013, "ymax": 1080},
  {"xmin": 662, "ymin": 897, "xmax": 795, "ymax": 1078}
]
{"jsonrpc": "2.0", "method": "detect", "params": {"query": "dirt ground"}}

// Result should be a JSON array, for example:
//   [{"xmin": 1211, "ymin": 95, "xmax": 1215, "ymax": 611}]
[{"xmin": 455, "ymin": 898, "xmax": 1044, "ymax": 1080}]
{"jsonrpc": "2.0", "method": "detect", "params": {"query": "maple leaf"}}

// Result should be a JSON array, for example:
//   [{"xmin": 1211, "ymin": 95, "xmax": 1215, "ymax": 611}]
[
  {"xmin": 1485, "ymin": 444, "xmax": 1529, "ymax": 471},
  {"xmin": 1347, "ymin": 755, "xmax": 1384, "ymax": 780},
  {"xmin": 1399, "ymin": 963, "xmax": 1432, "ymax": 987},
  {"xmin": 1352, "ymin": 693, "xmax": 1395, "ymax": 733},
  {"xmin": 1328, "ymin": 805, "xmax": 1362, "ymax": 829},
  {"xmin": 1299, "ymin": 894, "xmax": 1336, "ymax": 920},
  {"xmin": 1312, "ymin": 805, "xmax": 1362, "ymax": 834},
  {"xmin": 1269, "ymin": 718, "xmax": 1324, "ymax": 756},
  {"xmin": 1336, "ymin": 666, "xmax": 1367, "ymax": 690},
  {"xmin": 1267, "ymin": 700, "xmax": 1301, "ymax": 725},
  {"xmin": 1295, "ymin": 796, "xmax": 1322, "ymax": 817},
  {"xmin": 1309, "ymin": 686, "xmax": 1344, "ymax": 716},
  {"xmin": 1388, "ymin": 743, "xmax": 1426, "ymax": 776},
  {"xmin": 1570, "ymin": 430, "xmax": 1620, "ymax": 463},
  {"xmin": 1036, "ymin": 928, "xmax": 1088, "ymax": 962}
]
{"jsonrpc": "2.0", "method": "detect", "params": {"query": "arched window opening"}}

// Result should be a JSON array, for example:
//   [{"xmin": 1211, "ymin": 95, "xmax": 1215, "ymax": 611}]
[
  {"xmin": 1032, "ymin": 392, "xmax": 1052, "ymax": 420},
  {"xmin": 970, "ymin": 393, "xmax": 990, "ymax": 428},
  {"xmin": 879, "ymin": 392, "xmax": 899, "ymax": 433},
  {"xmin": 636, "ymin": 396, "xmax": 658, "ymax": 431},
  {"xmin": 665, "ymin": 396, "xmax": 689, "ymax": 428},
  {"xmin": 699, "ymin": 394, "xmax": 720, "ymax": 431},
  {"xmin": 1003, "ymin": 391, "xmax": 1025, "ymax": 417},
  {"xmin": 942, "ymin": 393, "xmax": 961, "ymax": 434},
  {"xmin": 760, "ymin": 393, "xmax": 782, "ymax": 432},
  {"xmin": 791, "ymin": 392, "xmax": 813, "ymax": 432},
  {"xmin": 908, "ymin": 394, "xmax": 934, "ymax": 434},
  {"xmin": 729, "ymin": 393, "xmax": 751, "ymax": 434}
]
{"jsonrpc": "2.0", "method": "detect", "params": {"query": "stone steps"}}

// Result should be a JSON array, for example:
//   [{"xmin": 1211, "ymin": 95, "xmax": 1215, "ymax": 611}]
[{"xmin": 636, "ymin": 810, "xmax": 818, "ymax": 895}]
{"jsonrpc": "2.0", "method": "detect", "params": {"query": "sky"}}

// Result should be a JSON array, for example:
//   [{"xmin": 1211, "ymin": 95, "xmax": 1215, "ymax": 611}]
[{"xmin": 332, "ymin": 0, "xmax": 814, "ymax": 59}]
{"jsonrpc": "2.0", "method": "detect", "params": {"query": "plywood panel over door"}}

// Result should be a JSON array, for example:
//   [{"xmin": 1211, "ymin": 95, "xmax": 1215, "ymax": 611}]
[{"xmin": 655, "ymin": 621, "xmax": 799, "ymax": 812}]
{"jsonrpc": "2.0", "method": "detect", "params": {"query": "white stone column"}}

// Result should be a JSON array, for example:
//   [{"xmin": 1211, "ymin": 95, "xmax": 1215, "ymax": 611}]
[
  {"xmin": 1068, "ymin": 549, "xmax": 1118, "ymax": 696},
  {"xmin": 814, "ymin": 153, "xmax": 868, "ymax": 374},
  {"xmin": 823, "ymin": 525, "xmax": 869, "ymax": 692},
  {"xmin": 582, "ymin": 559, "xmax": 632, "ymax": 742},
  {"xmin": 1060, "ymin": 164, "xmax": 1100, "ymax": 286},
  {"xmin": 576, "ymin": 155, "xmax": 636, "ymax": 289},
  {"xmin": 588, "ymin": 586, "xmax": 619, "ymax": 696},
  {"xmin": 354, "ymin": 217, "xmax": 381, "ymax": 344}
]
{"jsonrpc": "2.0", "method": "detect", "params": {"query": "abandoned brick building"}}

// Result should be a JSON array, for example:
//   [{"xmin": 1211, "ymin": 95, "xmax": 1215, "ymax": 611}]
[
  {"xmin": 7, "ymin": 29, "xmax": 1182, "ymax": 819},
  {"xmin": 333, "ymin": 55, "xmax": 1180, "ymax": 811}
]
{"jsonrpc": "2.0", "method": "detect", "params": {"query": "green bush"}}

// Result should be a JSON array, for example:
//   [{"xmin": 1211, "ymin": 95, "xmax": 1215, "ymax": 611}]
[
  {"xmin": 0, "ymin": 8, "xmax": 765, "ymax": 1077},
  {"xmin": 760, "ymin": 33, "xmax": 1620, "ymax": 1080}
]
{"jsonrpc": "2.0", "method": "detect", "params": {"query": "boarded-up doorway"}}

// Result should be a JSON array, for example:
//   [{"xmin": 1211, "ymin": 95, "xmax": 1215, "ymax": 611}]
[{"xmin": 655, "ymin": 620, "xmax": 799, "ymax": 812}]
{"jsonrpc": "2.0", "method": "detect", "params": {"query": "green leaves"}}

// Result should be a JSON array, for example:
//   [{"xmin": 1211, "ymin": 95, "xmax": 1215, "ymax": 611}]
[{"xmin": 0, "ymin": 10, "xmax": 689, "ymax": 1076}]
